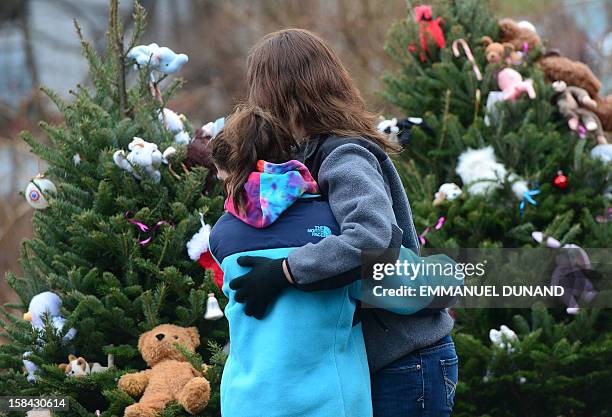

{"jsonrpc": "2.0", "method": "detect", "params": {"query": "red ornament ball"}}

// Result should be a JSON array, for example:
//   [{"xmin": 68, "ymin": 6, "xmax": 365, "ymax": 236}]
[{"xmin": 553, "ymin": 171, "xmax": 568, "ymax": 190}]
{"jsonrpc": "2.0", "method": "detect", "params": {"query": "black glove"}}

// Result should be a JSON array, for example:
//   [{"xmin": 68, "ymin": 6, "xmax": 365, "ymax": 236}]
[{"xmin": 229, "ymin": 256, "xmax": 292, "ymax": 319}]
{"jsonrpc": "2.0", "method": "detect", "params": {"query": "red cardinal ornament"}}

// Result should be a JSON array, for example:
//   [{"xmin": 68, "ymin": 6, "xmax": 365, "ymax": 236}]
[
  {"xmin": 553, "ymin": 171, "xmax": 568, "ymax": 190},
  {"xmin": 410, "ymin": 5, "xmax": 445, "ymax": 62}
]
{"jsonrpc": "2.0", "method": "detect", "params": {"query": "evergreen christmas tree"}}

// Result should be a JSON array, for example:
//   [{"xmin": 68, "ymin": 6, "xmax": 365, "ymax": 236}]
[
  {"xmin": 382, "ymin": 1, "xmax": 611, "ymax": 416},
  {"xmin": 0, "ymin": 2, "xmax": 227, "ymax": 416}
]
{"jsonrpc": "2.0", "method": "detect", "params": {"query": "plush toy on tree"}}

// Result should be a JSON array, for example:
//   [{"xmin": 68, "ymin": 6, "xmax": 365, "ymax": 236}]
[
  {"xmin": 497, "ymin": 68, "xmax": 536, "ymax": 101},
  {"xmin": 497, "ymin": 18, "xmax": 541, "ymax": 51},
  {"xmin": 552, "ymin": 80, "xmax": 608, "ymax": 144},
  {"xmin": 127, "ymin": 43, "xmax": 189, "ymax": 75},
  {"xmin": 22, "ymin": 292, "xmax": 77, "ymax": 382},
  {"xmin": 113, "ymin": 137, "xmax": 176, "ymax": 183},
  {"xmin": 159, "ymin": 108, "xmax": 191, "ymax": 145},
  {"xmin": 186, "ymin": 215, "xmax": 224, "ymax": 290},
  {"xmin": 185, "ymin": 118, "xmax": 225, "ymax": 193},
  {"xmin": 377, "ymin": 116, "xmax": 431, "ymax": 145},
  {"xmin": 118, "ymin": 324, "xmax": 211, "ymax": 417},
  {"xmin": 537, "ymin": 52, "xmax": 612, "ymax": 133},
  {"xmin": 433, "ymin": 183, "xmax": 463, "ymax": 206},
  {"xmin": 481, "ymin": 36, "xmax": 522, "ymax": 65},
  {"xmin": 59, "ymin": 353, "xmax": 114, "ymax": 377},
  {"xmin": 410, "ymin": 4, "xmax": 445, "ymax": 62},
  {"xmin": 456, "ymin": 146, "xmax": 529, "ymax": 200}
]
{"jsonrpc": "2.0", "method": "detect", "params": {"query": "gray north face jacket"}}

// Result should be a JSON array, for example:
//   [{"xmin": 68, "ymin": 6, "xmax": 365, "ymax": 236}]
[{"xmin": 287, "ymin": 135, "xmax": 454, "ymax": 372}]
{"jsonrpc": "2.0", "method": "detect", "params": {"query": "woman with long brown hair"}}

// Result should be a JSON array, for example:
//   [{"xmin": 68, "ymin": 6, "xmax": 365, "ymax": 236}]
[{"xmin": 230, "ymin": 29, "xmax": 458, "ymax": 416}]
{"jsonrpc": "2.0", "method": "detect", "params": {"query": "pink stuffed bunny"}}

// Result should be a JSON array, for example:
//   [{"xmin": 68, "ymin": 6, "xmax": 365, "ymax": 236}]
[{"xmin": 497, "ymin": 68, "xmax": 536, "ymax": 101}]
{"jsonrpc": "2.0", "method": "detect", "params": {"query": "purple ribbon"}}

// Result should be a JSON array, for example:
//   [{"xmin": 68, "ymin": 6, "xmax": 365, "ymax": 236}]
[
  {"xmin": 419, "ymin": 216, "xmax": 446, "ymax": 246},
  {"xmin": 125, "ymin": 211, "xmax": 172, "ymax": 246}
]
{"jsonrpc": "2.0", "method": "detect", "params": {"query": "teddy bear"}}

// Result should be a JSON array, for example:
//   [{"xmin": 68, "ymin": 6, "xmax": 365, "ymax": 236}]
[
  {"xmin": 497, "ymin": 67, "xmax": 536, "ymax": 101},
  {"xmin": 127, "ymin": 43, "xmax": 189, "ymax": 75},
  {"xmin": 538, "ymin": 53, "xmax": 601, "ymax": 99},
  {"xmin": 481, "ymin": 36, "xmax": 522, "ymax": 65},
  {"xmin": 536, "ymin": 52, "xmax": 612, "ymax": 132},
  {"xmin": 552, "ymin": 80, "xmax": 608, "ymax": 144},
  {"xmin": 113, "ymin": 137, "xmax": 176, "ymax": 183},
  {"xmin": 59, "ymin": 353, "xmax": 114, "ymax": 377},
  {"xmin": 118, "ymin": 324, "xmax": 210, "ymax": 417},
  {"xmin": 497, "ymin": 18, "xmax": 541, "ymax": 52}
]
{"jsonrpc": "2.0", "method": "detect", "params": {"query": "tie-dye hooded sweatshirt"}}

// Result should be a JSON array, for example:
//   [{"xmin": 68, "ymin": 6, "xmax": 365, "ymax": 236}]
[{"xmin": 209, "ymin": 160, "xmax": 372, "ymax": 417}]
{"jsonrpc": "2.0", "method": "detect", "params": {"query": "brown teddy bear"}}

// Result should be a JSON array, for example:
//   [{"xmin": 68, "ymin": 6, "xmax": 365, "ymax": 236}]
[
  {"xmin": 539, "ymin": 53, "xmax": 601, "ymax": 99},
  {"xmin": 538, "ymin": 53, "xmax": 612, "ymax": 132},
  {"xmin": 118, "ymin": 324, "xmax": 211, "ymax": 417},
  {"xmin": 481, "ymin": 36, "xmax": 522, "ymax": 65},
  {"xmin": 498, "ymin": 18, "xmax": 542, "ymax": 51}
]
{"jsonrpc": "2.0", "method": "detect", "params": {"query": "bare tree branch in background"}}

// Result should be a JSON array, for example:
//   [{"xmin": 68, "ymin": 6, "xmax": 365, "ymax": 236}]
[{"xmin": 18, "ymin": 0, "xmax": 45, "ymax": 121}]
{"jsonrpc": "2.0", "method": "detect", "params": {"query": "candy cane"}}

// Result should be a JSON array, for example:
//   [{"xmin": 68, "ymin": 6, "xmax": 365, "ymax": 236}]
[{"xmin": 452, "ymin": 38, "xmax": 482, "ymax": 81}]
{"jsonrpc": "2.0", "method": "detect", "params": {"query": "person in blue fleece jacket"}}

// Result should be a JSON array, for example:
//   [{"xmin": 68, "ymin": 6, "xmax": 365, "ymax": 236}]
[
  {"xmin": 231, "ymin": 28, "xmax": 459, "ymax": 417},
  {"xmin": 208, "ymin": 105, "xmax": 373, "ymax": 417}
]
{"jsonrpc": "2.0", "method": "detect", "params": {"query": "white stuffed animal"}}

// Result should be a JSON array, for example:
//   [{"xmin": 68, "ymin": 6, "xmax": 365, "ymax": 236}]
[
  {"xmin": 113, "ymin": 137, "xmax": 176, "ymax": 183},
  {"xmin": 433, "ymin": 183, "xmax": 462, "ymax": 206},
  {"xmin": 456, "ymin": 146, "xmax": 527, "ymax": 200},
  {"xmin": 377, "ymin": 117, "xmax": 399, "ymax": 135},
  {"xmin": 22, "ymin": 292, "xmax": 77, "ymax": 382},
  {"xmin": 201, "ymin": 117, "xmax": 226, "ymax": 138},
  {"xmin": 489, "ymin": 324, "xmax": 518, "ymax": 352},
  {"xmin": 59, "ymin": 353, "xmax": 114, "ymax": 377},
  {"xmin": 127, "ymin": 43, "xmax": 188, "ymax": 75},
  {"xmin": 160, "ymin": 108, "xmax": 190, "ymax": 145}
]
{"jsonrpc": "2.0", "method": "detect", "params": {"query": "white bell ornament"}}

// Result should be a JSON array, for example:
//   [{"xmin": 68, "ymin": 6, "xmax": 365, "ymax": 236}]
[{"xmin": 204, "ymin": 293, "xmax": 224, "ymax": 320}]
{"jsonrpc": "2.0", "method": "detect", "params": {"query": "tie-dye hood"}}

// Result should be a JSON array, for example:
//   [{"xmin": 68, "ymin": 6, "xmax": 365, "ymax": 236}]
[{"xmin": 225, "ymin": 160, "xmax": 319, "ymax": 228}]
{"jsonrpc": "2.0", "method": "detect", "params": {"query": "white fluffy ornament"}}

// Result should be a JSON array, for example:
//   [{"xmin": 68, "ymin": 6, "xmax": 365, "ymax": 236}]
[
  {"xmin": 25, "ymin": 175, "xmax": 57, "ymax": 209},
  {"xmin": 159, "ymin": 108, "xmax": 191, "ymax": 145},
  {"xmin": 456, "ymin": 146, "xmax": 526, "ymax": 200}
]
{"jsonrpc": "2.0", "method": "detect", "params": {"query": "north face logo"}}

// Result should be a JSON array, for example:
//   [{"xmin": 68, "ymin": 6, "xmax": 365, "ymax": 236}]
[{"xmin": 307, "ymin": 225, "xmax": 332, "ymax": 238}]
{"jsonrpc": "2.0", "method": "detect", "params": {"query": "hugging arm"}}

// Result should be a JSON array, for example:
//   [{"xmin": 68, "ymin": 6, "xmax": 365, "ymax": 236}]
[{"xmin": 285, "ymin": 144, "xmax": 399, "ymax": 290}]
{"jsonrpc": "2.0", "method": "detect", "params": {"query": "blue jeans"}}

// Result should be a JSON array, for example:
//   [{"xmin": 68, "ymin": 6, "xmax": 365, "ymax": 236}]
[{"xmin": 372, "ymin": 335, "xmax": 458, "ymax": 417}]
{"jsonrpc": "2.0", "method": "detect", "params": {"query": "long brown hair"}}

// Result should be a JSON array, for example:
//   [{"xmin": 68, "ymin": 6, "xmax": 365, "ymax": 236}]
[
  {"xmin": 211, "ymin": 105, "xmax": 296, "ymax": 213},
  {"xmin": 246, "ymin": 28, "xmax": 399, "ymax": 152}
]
